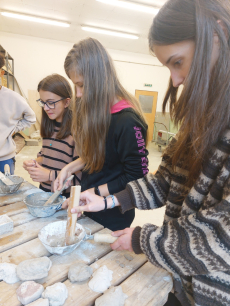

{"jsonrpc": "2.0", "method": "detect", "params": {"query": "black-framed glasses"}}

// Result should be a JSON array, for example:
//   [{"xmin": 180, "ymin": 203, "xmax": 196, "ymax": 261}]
[{"xmin": 36, "ymin": 98, "xmax": 66, "ymax": 109}]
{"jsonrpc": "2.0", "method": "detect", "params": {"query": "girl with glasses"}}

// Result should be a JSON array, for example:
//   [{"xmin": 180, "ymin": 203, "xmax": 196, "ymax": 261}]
[
  {"xmin": 54, "ymin": 38, "xmax": 149, "ymax": 231},
  {"xmin": 23, "ymin": 74, "xmax": 80, "ymax": 197},
  {"xmin": 70, "ymin": 0, "xmax": 230, "ymax": 305}
]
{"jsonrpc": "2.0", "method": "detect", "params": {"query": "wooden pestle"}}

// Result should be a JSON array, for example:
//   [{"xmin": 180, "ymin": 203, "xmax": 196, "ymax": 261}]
[{"xmin": 65, "ymin": 185, "xmax": 81, "ymax": 245}]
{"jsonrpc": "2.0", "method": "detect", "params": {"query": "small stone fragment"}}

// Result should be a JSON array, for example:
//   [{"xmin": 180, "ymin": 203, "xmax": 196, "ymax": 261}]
[
  {"xmin": 95, "ymin": 286, "xmax": 128, "ymax": 306},
  {"xmin": 0, "ymin": 262, "xmax": 20, "ymax": 284},
  {"xmin": 119, "ymin": 263, "xmax": 125, "ymax": 268},
  {"xmin": 16, "ymin": 281, "xmax": 44, "ymax": 305},
  {"xmin": 42, "ymin": 282, "xmax": 68, "ymax": 306},
  {"xmin": 124, "ymin": 254, "xmax": 133, "ymax": 261},
  {"xmin": 88, "ymin": 265, "xmax": 113, "ymax": 293},
  {"xmin": 27, "ymin": 298, "xmax": 49, "ymax": 306},
  {"xmin": 0, "ymin": 215, "xmax": 14, "ymax": 235},
  {"xmin": 17, "ymin": 257, "xmax": 52, "ymax": 281},
  {"xmin": 68, "ymin": 262, "xmax": 93, "ymax": 283}
]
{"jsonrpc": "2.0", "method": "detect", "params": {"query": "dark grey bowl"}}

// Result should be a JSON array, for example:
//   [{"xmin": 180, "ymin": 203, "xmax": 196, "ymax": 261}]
[{"xmin": 24, "ymin": 192, "xmax": 66, "ymax": 218}]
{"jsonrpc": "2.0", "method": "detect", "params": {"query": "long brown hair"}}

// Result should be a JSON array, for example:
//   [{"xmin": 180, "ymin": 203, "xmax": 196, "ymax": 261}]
[
  {"xmin": 149, "ymin": 0, "xmax": 230, "ymax": 187},
  {"xmin": 64, "ymin": 38, "xmax": 147, "ymax": 173},
  {"xmin": 38, "ymin": 74, "xmax": 73, "ymax": 139}
]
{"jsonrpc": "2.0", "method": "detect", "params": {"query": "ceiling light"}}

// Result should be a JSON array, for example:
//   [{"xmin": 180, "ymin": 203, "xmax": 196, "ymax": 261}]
[
  {"xmin": 1, "ymin": 12, "xmax": 70, "ymax": 27},
  {"xmin": 81, "ymin": 26, "xmax": 138, "ymax": 39},
  {"xmin": 96, "ymin": 0, "xmax": 160, "ymax": 15}
]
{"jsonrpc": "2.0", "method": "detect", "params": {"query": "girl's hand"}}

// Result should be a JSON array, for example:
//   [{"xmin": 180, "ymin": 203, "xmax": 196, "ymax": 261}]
[
  {"xmin": 71, "ymin": 190, "xmax": 105, "ymax": 214},
  {"xmin": 23, "ymin": 159, "xmax": 36, "ymax": 171},
  {"xmin": 53, "ymin": 168, "xmax": 71, "ymax": 191},
  {"xmin": 110, "ymin": 228, "xmax": 135, "ymax": 252},
  {"xmin": 27, "ymin": 163, "xmax": 50, "ymax": 182},
  {"xmin": 62, "ymin": 197, "xmax": 82, "ymax": 218}
]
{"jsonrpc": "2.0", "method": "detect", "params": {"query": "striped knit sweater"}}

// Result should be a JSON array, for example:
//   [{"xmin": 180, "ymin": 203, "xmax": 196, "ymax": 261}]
[
  {"xmin": 37, "ymin": 121, "xmax": 80, "ymax": 194},
  {"xmin": 115, "ymin": 130, "xmax": 230, "ymax": 306}
]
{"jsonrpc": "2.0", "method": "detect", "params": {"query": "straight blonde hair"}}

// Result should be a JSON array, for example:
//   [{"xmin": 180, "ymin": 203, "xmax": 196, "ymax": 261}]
[{"xmin": 64, "ymin": 38, "xmax": 148, "ymax": 173}]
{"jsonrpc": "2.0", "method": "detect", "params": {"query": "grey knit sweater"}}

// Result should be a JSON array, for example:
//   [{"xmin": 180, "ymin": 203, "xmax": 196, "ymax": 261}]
[{"xmin": 115, "ymin": 130, "xmax": 230, "ymax": 306}]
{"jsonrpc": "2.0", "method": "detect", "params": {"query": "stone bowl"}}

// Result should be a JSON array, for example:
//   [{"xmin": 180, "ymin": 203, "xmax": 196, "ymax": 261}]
[
  {"xmin": 38, "ymin": 221, "xmax": 85, "ymax": 255},
  {"xmin": 24, "ymin": 192, "xmax": 66, "ymax": 218},
  {"xmin": 0, "ymin": 175, "xmax": 24, "ymax": 194}
]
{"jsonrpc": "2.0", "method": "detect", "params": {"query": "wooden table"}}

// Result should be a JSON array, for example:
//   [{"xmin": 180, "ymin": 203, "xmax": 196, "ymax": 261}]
[{"xmin": 0, "ymin": 182, "xmax": 173, "ymax": 306}]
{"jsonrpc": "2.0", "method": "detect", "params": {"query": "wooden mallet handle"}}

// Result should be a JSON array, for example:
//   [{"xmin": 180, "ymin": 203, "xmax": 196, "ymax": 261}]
[
  {"xmin": 94, "ymin": 233, "xmax": 118, "ymax": 244},
  {"xmin": 65, "ymin": 186, "xmax": 81, "ymax": 245}
]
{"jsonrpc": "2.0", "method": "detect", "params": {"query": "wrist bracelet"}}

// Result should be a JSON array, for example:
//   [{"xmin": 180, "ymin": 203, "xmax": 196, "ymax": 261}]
[
  {"xmin": 94, "ymin": 186, "xmax": 101, "ymax": 196},
  {"xmin": 106, "ymin": 195, "xmax": 116, "ymax": 209},
  {"xmin": 103, "ymin": 196, "xmax": 107, "ymax": 211}
]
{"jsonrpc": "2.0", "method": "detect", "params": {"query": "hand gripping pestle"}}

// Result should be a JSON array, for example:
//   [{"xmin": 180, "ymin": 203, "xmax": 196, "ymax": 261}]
[{"xmin": 44, "ymin": 175, "xmax": 74, "ymax": 206}]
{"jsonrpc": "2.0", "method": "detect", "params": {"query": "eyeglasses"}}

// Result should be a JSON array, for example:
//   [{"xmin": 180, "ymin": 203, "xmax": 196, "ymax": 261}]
[{"xmin": 36, "ymin": 98, "xmax": 66, "ymax": 109}]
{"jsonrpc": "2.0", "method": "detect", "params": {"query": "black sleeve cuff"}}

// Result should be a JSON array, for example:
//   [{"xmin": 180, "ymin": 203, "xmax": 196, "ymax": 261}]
[{"xmin": 132, "ymin": 226, "xmax": 143, "ymax": 254}]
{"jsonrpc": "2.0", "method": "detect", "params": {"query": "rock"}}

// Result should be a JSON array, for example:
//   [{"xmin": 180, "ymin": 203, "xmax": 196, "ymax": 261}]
[
  {"xmin": 0, "ymin": 214, "xmax": 14, "ymax": 235},
  {"xmin": 124, "ymin": 254, "xmax": 133, "ymax": 261},
  {"xmin": 88, "ymin": 265, "xmax": 113, "ymax": 293},
  {"xmin": 42, "ymin": 282, "xmax": 68, "ymax": 306},
  {"xmin": 95, "ymin": 286, "xmax": 128, "ymax": 306},
  {"xmin": 68, "ymin": 262, "xmax": 93, "ymax": 283},
  {"xmin": 16, "ymin": 281, "xmax": 44, "ymax": 305},
  {"xmin": 0, "ymin": 262, "xmax": 20, "ymax": 284},
  {"xmin": 17, "ymin": 257, "xmax": 52, "ymax": 281},
  {"xmin": 27, "ymin": 298, "xmax": 49, "ymax": 306}
]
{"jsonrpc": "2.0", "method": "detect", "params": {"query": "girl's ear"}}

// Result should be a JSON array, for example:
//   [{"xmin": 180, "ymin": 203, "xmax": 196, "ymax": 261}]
[{"xmin": 64, "ymin": 98, "xmax": 71, "ymax": 108}]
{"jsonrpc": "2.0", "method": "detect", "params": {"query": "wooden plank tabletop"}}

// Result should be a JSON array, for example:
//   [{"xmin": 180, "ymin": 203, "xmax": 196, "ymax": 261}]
[{"xmin": 0, "ymin": 181, "xmax": 173, "ymax": 306}]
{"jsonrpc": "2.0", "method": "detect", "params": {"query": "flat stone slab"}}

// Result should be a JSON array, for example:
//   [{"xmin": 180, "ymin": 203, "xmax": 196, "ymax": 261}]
[{"xmin": 0, "ymin": 214, "xmax": 14, "ymax": 235}]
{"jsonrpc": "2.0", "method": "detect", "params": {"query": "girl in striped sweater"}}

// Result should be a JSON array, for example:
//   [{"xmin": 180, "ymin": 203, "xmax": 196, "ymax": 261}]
[
  {"xmin": 70, "ymin": 0, "xmax": 230, "ymax": 305},
  {"xmin": 23, "ymin": 74, "xmax": 80, "ymax": 197}
]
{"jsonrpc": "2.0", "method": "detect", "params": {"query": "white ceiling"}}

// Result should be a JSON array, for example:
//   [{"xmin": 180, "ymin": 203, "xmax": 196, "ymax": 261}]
[{"xmin": 0, "ymin": 0, "xmax": 167, "ymax": 55}]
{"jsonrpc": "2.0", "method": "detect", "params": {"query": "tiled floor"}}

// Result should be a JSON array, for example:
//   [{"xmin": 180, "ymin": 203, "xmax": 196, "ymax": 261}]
[{"xmin": 15, "ymin": 141, "xmax": 165, "ymax": 228}]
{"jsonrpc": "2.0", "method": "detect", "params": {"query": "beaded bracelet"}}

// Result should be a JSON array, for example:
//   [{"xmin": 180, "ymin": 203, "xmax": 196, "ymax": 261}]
[{"xmin": 106, "ymin": 195, "xmax": 115, "ymax": 209}]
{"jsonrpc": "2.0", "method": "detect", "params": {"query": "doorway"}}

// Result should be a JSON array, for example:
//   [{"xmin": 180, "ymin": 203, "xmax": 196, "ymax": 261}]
[{"xmin": 135, "ymin": 90, "xmax": 158, "ymax": 142}]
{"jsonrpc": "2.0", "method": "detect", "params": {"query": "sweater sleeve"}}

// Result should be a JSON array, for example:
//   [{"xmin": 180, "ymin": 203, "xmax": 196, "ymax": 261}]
[
  {"xmin": 133, "ymin": 199, "xmax": 230, "ymax": 277},
  {"xmin": 115, "ymin": 156, "xmax": 173, "ymax": 213},
  {"xmin": 14, "ymin": 96, "xmax": 36, "ymax": 132},
  {"xmin": 107, "ymin": 112, "xmax": 149, "ymax": 194}
]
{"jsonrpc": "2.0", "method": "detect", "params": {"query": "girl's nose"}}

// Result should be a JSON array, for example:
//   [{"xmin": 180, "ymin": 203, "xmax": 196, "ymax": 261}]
[
  {"xmin": 44, "ymin": 103, "xmax": 49, "ymax": 111},
  {"xmin": 171, "ymin": 72, "xmax": 184, "ymax": 88}
]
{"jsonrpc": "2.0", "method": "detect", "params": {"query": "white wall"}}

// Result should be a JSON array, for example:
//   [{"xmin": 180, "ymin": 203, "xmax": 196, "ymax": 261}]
[{"xmin": 0, "ymin": 31, "xmax": 170, "ymax": 112}]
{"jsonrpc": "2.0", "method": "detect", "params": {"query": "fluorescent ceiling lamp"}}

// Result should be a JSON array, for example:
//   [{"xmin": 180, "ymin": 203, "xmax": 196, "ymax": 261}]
[
  {"xmin": 82, "ymin": 26, "xmax": 138, "ymax": 39},
  {"xmin": 96, "ymin": 0, "xmax": 160, "ymax": 15},
  {"xmin": 1, "ymin": 12, "xmax": 70, "ymax": 27}
]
